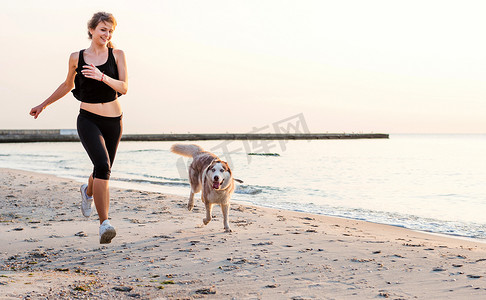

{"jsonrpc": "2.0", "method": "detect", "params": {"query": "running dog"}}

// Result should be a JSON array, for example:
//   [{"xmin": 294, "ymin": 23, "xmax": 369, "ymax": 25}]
[{"xmin": 170, "ymin": 144, "xmax": 236, "ymax": 232}]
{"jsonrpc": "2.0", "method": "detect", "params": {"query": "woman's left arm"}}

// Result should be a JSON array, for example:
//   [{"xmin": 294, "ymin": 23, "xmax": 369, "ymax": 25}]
[{"xmin": 81, "ymin": 49, "xmax": 128, "ymax": 95}]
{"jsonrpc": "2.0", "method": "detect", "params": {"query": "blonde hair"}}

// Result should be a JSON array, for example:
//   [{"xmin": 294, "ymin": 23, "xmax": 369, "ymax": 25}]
[{"xmin": 87, "ymin": 12, "xmax": 117, "ymax": 48}]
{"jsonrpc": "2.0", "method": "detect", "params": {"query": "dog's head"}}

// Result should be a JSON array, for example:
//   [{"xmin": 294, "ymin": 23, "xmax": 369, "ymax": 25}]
[{"xmin": 206, "ymin": 159, "xmax": 232, "ymax": 190}]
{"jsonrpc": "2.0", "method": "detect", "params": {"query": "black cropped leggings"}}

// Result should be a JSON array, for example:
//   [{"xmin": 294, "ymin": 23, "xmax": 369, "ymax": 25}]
[{"xmin": 77, "ymin": 109, "xmax": 122, "ymax": 180}]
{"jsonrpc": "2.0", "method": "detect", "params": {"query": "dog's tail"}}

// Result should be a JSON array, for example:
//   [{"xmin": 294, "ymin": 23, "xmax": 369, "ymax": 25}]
[{"xmin": 170, "ymin": 144, "xmax": 204, "ymax": 158}]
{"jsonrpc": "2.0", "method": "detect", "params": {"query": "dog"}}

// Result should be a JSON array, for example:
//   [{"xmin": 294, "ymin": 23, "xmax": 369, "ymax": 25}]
[{"xmin": 171, "ymin": 144, "xmax": 236, "ymax": 232}]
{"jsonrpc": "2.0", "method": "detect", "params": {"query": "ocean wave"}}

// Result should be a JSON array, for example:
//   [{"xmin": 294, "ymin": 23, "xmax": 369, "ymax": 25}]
[
  {"xmin": 58, "ymin": 165, "xmax": 76, "ymax": 170},
  {"xmin": 243, "ymin": 199, "xmax": 486, "ymax": 240},
  {"xmin": 122, "ymin": 149, "xmax": 165, "ymax": 154},
  {"xmin": 111, "ymin": 176, "xmax": 190, "ymax": 187},
  {"xmin": 142, "ymin": 174, "xmax": 188, "ymax": 183},
  {"xmin": 123, "ymin": 172, "xmax": 188, "ymax": 183},
  {"xmin": 6, "ymin": 153, "xmax": 59, "ymax": 158},
  {"xmin": 112, "ymin": 173, "xmax": 271, "ymax": 196},
  {"xmin": 235, "ymin": 185, "xmax": 263, "ymax": 195}
]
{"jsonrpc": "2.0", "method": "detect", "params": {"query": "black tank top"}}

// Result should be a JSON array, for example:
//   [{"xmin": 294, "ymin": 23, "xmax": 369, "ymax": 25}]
[{"xmin": 71, "ymin": 48, "xmax": 121, "ymax": 103}]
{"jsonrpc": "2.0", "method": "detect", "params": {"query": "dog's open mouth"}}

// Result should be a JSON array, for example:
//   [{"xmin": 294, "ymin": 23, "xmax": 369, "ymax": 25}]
[{"xmin": 212, "ymin": 180, "xmax": 222, "ymax": 189}]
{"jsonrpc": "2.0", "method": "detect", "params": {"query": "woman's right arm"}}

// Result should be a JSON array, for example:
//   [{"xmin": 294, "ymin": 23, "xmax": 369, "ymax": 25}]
[{"xmin": 30, "ymin": 52, "xmax": 78, "ymax": 119}]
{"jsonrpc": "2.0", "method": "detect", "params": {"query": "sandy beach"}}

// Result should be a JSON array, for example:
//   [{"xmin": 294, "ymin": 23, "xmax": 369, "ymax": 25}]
[{"xmin": 1, "ymin": 168, "xmax": 486, "ymax": 299}]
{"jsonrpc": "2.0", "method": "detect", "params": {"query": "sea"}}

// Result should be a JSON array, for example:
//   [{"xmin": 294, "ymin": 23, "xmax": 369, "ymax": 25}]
[{"xmin": 1, "ymin": 134, "xmax": 485, "ymax": 241}]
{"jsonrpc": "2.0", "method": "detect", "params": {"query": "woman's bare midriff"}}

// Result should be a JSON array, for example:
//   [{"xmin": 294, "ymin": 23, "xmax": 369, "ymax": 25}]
[{"xmin": 80, "ymin": 99, "xmax": 122, "ymax": 117}]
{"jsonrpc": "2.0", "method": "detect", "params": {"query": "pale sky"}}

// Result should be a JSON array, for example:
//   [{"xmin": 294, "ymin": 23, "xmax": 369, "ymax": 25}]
[{"xmin": 1, "ymin": 0, "xmax": 485, "ymax": 134}]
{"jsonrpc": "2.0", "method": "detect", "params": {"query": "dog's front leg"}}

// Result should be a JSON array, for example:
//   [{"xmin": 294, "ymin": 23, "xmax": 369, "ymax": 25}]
[
  {"xmin": 221, "ymin": 204, "xmax": 232, "ymax": 232},
  {"xmin": 188, "ymin": 191, "xmax": 195, "ymax": 211},
  {"xmin": 203, "ymin": 202, "xmax": 212, "ymax": 225}
]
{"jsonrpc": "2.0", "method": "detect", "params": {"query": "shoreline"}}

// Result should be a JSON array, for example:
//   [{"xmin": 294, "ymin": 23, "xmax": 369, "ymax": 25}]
[
  {"xmin": 3, "ymin": 165, "xmax": 486, "ymax": 245},
  {"xmin": 1, "ymin": 168, "xmax": 486, "ymax": 299},
  {"xmin": 13, "ymin": 165, "xmax": 486, "ymax": 245},
  {"xmin": 80, "ymin": 173, "xmax": 486, "ymax": 245}
]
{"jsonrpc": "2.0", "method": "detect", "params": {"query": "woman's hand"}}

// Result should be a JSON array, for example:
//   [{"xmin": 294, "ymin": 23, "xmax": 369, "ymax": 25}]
[
  {"xmin": 29, "ymin": 52, "xmax": 78, "ymax": 120},
  {"xmin": 29, "ymin": 104, "xmax": 45, "ymax": 119},
  {"xmin": 81, "ymin": 64, "xmax": 104, "ymax": 81}
]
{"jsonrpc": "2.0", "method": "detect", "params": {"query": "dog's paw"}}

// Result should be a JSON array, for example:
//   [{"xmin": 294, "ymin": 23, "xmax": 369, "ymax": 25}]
[
  {"xmin": 187, "ymin": 203, "xmax": 194, "ymax": 211},
  {"xmin": 203, "ymin": 218, "xmax": 210, "ymax": 225},
  {"xmin": 224, "ymin": 227, "xmax": 233, "ymax": 233}
]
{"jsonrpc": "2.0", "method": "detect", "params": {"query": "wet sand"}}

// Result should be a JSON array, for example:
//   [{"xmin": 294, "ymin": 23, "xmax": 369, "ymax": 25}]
[{"xmin": 1, "ymin": 168, "xmax": 486, "ymax": 299}]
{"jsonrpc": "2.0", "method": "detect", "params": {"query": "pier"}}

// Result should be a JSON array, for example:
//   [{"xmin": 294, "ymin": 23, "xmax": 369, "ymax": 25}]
[{"xmin": 0, "ymin": 130, "xmax": 389, "ymax": 143}]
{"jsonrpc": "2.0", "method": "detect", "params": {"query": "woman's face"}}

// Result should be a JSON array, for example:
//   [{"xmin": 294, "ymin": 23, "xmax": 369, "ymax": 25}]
[{"xmin": 90, "ymin": 21, "xmax": 115, "ymax": 46}]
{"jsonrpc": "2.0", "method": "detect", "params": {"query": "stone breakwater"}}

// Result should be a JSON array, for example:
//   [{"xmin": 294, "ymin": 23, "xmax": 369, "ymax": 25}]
[{"xmin": 0, "ymin": 130, "xmax": 389, "ymax": 143}]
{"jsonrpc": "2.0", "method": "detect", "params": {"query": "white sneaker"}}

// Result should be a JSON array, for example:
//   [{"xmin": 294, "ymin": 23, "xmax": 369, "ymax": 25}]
[
  {"xmin": 80, "ymin": 184, "xmax": 94, "ymax": 218},
  {"xmin": 99, "ymin": 220, "xmax": 116, "ymax": 244}
]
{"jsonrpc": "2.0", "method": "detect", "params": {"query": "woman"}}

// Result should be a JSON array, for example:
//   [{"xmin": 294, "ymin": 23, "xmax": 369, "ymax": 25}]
[{"xmin": 30, "ymin": 12, "xmax": 128, "ymax": 244}]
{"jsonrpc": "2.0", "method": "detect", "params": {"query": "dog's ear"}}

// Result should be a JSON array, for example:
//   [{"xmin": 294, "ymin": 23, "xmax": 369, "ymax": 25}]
[
  {"xmin": 221, "ymin": 161, "xmax": 232, "ymax": 175},
  {"xmin": 205, "ymin": 159, "xmax": 218, "ymax": 173}
]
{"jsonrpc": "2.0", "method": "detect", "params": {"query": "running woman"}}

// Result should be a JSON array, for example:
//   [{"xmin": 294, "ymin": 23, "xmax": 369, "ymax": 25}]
[{"xmin": 30, "ymin": 12, "xmax": 128, "ymax": 244}]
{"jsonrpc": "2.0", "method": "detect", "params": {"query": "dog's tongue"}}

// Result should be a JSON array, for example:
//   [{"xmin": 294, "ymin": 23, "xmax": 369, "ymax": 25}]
[{"xmin": 212, "ymin": 181, "xmax": 221, "ymax": 189}]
